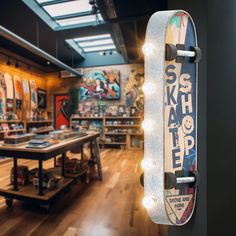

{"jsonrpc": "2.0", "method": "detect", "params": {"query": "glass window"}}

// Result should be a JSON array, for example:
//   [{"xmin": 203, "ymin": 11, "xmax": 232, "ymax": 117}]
[
  {"xmin": 83, "ymin": 45, "xmax": 116, "ymax": 52},
  {"xmin": 57, "ymin": 13, "xmax": 103, "ymax": 26},
  {"xmin": 43, "ymin": 0, "xmax": 91, "ymax": 17},
  {"xmin": 78, "ymin": 39, "xmax": 113, "ymax": 47},
  {"xmin": 74, "ymin": 34, "xmax": 111, "ymax": 42}
]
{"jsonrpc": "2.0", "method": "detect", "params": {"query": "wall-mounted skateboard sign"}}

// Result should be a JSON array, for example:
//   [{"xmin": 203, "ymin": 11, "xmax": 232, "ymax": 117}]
[{"xmin": 141, "ymin": 10, "xmax": 201, "ymax": 225}]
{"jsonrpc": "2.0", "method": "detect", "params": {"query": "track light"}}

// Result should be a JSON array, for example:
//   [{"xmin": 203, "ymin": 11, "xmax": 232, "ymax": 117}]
[
  {"xmin": 109, "ymin": 51, "xmax": 113, "ymax": 55},
  {"xmin": 15, "ymin": 61, "xmax": 19, "ymax": 68},
  {"xmin": 103, "ymin": 51, "xmax": 106, "ymax": 56},
  {"xmin": 6, "ymin": 57, "xmax": 11, "ymax": 66}
]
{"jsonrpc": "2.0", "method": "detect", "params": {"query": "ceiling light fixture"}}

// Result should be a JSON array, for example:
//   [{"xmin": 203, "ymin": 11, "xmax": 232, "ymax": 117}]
[
  {"xmin": 15, "ymin": 61, "xmax": 19, "ymax": 68},
  {"xmin": 6, "ymin": 57, "xmax": 11, "ymax": 66}
]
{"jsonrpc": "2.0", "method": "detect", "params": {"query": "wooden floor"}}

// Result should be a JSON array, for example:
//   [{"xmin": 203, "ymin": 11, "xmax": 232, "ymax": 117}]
[{"xmin": 0, "ymin": 149, "xmax": 167, "ymax": 236}]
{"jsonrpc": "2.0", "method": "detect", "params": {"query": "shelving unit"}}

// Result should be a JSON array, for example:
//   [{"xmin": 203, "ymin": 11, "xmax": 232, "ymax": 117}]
[
  {"xmin": 70, "ymin": 116, "xmax": 143, "ymax": 149},
  {"xmin": 24, "ymin": 119, "xmax": 54, "ymax": 134}
]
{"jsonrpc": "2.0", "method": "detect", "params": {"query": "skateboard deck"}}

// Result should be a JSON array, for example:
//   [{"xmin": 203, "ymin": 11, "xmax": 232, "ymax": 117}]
[
  {"xmin": 0, "ymin": 71, "xmax": 6, "ymax": 115},
  {"xmin": 4, "ymin": 73, "xmax": 14, "ymax": 112},
  {"xmin": 13, "ymin": 75, "xmax": 23, "ymax": 120},
  {"xmin": 29, "ymin": 79, "xmax": 38, "ymax": 119},
  {"xmin": 21, "ymin": 78, "xmax": 31, "ymax": 120},
  {"xmin": 143, "ymin": 10, "xmax": 199, "ymax": 225}
]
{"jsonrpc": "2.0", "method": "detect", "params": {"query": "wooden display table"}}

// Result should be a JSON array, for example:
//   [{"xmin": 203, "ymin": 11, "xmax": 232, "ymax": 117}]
[{"xmin": 0, "ymin": 132, "xmax": 102, "ymax": 208}]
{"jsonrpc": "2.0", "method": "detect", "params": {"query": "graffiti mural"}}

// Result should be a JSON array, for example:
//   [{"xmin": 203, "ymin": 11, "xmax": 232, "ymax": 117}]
[{"xmin": 79, "ymin": 70, "xmax": 120, "ymax": 101}]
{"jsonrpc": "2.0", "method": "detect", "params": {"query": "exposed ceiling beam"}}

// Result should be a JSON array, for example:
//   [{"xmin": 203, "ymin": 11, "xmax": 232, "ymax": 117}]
[
  {"xmin": 40, "ymin": 0, "xmax": 75, "ymax": 7},
  {"xmin": 0, "ymin": 24, "xmax": 81, "ymax": 77},
  {"xmin": 53, "ymin": 11, "xmax": 92, "ymax": 21}
]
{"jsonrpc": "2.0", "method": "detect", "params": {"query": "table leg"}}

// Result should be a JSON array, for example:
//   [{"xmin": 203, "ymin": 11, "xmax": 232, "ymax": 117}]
[
  {"xmin": 38, "ymin": 160, "xmax": 44, "ymax": 196},
  {"xmin": 61, "ymin": 153, "xmax": 65, "ymax": 177},
  {"xmin": 81, "ymin": 144, "xmax": 84, "ymax": 161},
  {"xmin": 90, "ymin": 141, "xmax": 94, "ymax": 159},
  {"xmin": 13, "ymin": 158, "xmax": 18, "ymax": 191}
]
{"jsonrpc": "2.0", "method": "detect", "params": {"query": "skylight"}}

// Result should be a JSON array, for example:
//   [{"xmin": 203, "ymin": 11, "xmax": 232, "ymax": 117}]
[
  {"xmin": 56, "ymin": 14, "xmax": 103, "ymax": 27},
  {"xmin": 43, "ymin": 0, "xmax": 92, "ymax": 17},
  {"xmin": 71, "ymin": 34, "xmax": 116, "ymax": 53}
]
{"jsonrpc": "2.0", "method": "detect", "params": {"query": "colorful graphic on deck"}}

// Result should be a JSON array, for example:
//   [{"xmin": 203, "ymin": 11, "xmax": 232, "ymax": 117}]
[
  {"xmin": 0, "ymin": 72, "xmax": 6, "ymax": 114},
  {"xmin": 14, "ymin": 75, "xmax": 23, "ymax": 119},
  {"xmin": 29, "ymin": 80, "xmax": 38, "ymax": 118},
  {"xmin": 79, "ymin": 70, "xmax": 120, "ymax": 101},
  {"xmin": 4, "ymin": 73, "xmax": 14, "ymax": 111},
  {"xmin": 22, "ymin": 78, "xmax": 31, "ymax": 120},
  {"xmin": 164, "ymin": 12, "xmax": 197, "ymax": 225}
]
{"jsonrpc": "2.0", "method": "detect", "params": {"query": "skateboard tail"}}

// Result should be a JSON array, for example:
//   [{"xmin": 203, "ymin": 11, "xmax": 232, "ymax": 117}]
[{"xmin": 143, "ymin": 10, "xmax": 198, "ymax": 226}]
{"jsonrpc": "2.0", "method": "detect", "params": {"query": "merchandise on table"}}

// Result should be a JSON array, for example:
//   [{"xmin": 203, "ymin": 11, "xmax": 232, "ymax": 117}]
[{"xmin": 10, "ymin": 165, "xmax": 29, "ymax": 186}]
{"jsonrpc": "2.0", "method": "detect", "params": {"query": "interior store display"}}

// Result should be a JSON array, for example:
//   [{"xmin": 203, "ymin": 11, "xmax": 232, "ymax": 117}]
[
  {"xmin": 0, "ymin": 132, "xmax": 101, "ymax": 208},
  {"xmin": 71, "ymin": 116, "xmax": 143, "ymax": 149}
]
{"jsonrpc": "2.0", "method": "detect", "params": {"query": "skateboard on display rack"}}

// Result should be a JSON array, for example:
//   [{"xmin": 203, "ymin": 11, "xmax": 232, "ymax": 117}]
[
  {"xmin": 142, "ymin": 10, "xmax": 201, "ymax": 226},
  {"xmin": 0, "ymin": 71, "xmax": 6, "ymax": 116},
  {"xmin": 21, "ymin": 78, "xmax": 31, "ymax": 120},
  {"xmin": 13, "ymin": 75, "xmax": 23, "ymax": 120},
  {"xmin": 4, "ymin": 73, "xmax": 14, "ymax": 113},
  {"xmin": 29, "ymin": 79, "xmax": 38, "ymax": 119}
]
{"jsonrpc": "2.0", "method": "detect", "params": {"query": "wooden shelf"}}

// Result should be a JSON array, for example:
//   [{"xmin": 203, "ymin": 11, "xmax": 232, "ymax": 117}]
[
  {"xmin": 104, "ymin": 125, "xmax": 140, "ymax": 128},
  {"xmin": 102, "ymin": 142, "xmax": 126, "ymax": 145},
  {"xmin": 26, "ymin": 120, "xmax": 53, "ymax": 124},
  {"xmin": 0, "ymin": 120, "xmax": 22, "ymax": 123},
  {"xmin": 0, "ymin": 178, "xmax": 73, "ymax": 201},
  {"xmin": 71, "ymin": 117, "xmax": 103, "ymax": 120},
  {"xmin": 0, "ymin": 129, "xmax": 25, "ymax": 133},
  {"xmin": 105, "ymin": 133, "xmax": 127, "ymax": 135},
  {"xmin": 105, "ymin": 116, "xmax": 141, "ymax": 119}
]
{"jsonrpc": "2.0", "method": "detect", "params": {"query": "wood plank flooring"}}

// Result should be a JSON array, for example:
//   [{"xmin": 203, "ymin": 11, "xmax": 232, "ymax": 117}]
[{"xmin": 0, "ymin": 149, "xmax": 167, "ymax": 236}]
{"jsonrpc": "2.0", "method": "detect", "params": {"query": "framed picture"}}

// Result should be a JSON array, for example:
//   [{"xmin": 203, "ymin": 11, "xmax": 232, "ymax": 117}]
[
  {"xmin": 118, "ymin": 105, "xmax": 125, "ymax": 115},
  {"xmin": 108, "ymin": 105, "xmax": 118, "ymax": 116},
  {"xmin": 130, "ymin": 106, "xmax": 137, "ymax": 117},
  {"xmin": 54, "ymin": 94, "xmax": 70, "ymax": 129},
  {"xmin": 79, "ymin": 70, "xmax": 120, "ymax": 101},
  {"xmin": 37, "ymin": 89, "xmax": 47, "ymax": 109}
]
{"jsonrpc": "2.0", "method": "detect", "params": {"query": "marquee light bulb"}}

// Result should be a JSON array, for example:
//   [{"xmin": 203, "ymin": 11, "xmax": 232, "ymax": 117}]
[
  {"xmin": 142, "ymin": 196, "xmax": 155, "ymax": 210},
  {"xmin": 141, "ymin": 159, "xmax": 155, "ymax": 171},
  {"xmin": 142, "ymin": 82, "xmax": 156, "ymax": 95},
  {"xmin": 142, "ymin": 119, "xmax": 154, "ymax": 132},
  {"xmin": 142, "ymin": 43, "xmax": 154, "ymax": 56}
]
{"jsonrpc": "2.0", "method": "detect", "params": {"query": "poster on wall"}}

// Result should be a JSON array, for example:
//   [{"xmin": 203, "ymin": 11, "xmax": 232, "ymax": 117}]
[
  {"xmin": 79, "ymin": 70, "xmax": 120, "ymax": 101},
  {"xmin": 125, "ymin": 70, "xmax": 144, "ymax": 111},
  {"xmin": 54, "ymin": 94, "xmax": 70, "ymax": 129},
  {"xmin": 37, "ymin": 89, "xmax": 47, "ymax": 109}
]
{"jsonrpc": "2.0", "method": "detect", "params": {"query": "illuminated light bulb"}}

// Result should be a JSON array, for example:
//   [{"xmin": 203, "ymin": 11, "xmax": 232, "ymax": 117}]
[
  {"xmin": 142, "ymin": 119, "xmax": 154, "ymax": 132},
  {"xmin": 141, "ymin": 159, "xmax": 155, "ymax": 171},
  {"xmin": 142, "ymin": 82, "xmax": 156, "ymax": 95},
  {"xmin": 142, "ymin": 43, "xmax": 154, "ymax": 56},
  {"xmin": 142, "ymin": 196, "xmax": 155, "ymax": 210}
]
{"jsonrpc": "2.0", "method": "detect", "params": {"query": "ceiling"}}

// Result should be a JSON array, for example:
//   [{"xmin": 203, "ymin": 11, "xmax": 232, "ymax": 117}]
[{"xmin": 0, "ymin": 0, "xmax": 167, "ymax": 71}]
